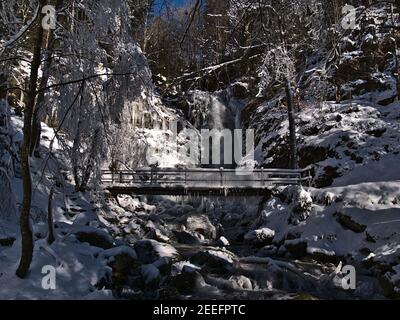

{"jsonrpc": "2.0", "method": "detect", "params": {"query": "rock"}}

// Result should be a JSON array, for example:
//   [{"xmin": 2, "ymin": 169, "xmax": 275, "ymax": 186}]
[
  {"xmin": 134, "ymin": 239, "xmax": 180, "ymax": 264},
  {"xmin": 244, "ymin": 228, "xmax": 275, "ymax": 246},
  {"xmin": 141, "ymin": 264, "xmax": 161, "ymax": 288},
  {"xmin": 179, "ymin": 214, "xmax": 217, "ymax": 240},
  {"xmin": 153, "ymin": 257, "xmax": 173, "ymax": 275},
  {"xmin": 366, "ymin": 128, "xmax": 386, "ymax": 138},
  {"xmin": 306, "ymin": 247, "xmax": 339, "ymax": 263},
  {"xmin": 283, "ymin": 186, "xmax": 313, "ymax": 225},
  {"xmin": 75, "ymin": 227, "xmax": 115, "ymax": 249},
  {"xmin": 315, "ymin": 166, "xmax": 341, "ymax": 188},
  {"xmin": 149, "ymin": 228, "xmax": 171, "ymax": 244},
  {"xmin": 171, "ymin": 261, "xmax": 202, "ymax": 276},
  {"xmin": 169, "ymin": 270, "xmax": 206, "ymax": 295},
  {"xmin": 215, "ymin": 236, "xmax": 230, "ymax": 247},
  {"xmin": 298, "ymin": 146, "xmax": 331, "ymax": 168},
  {"xmin": 228, "ymin": 275, "xmax": 253, "ymax": 290},
  {"xmin": 99, "ymin": 246, "xmax": 138, "ymax": 262},
  {"xmin": 337, "ymin": 212, "xmax": 367, "ymax": 233},
  {"xmin": 230, "ymin": 82, "xmax": 248, "ymax": 99},
  {"xmin": 190, "ymin": 249, "xmax": 237, "ymax": 273},
  {"xmin": 284, "ymin": 240, "xmax": 308, "ymax": 259},
  {"xmin": 315, "ymin": 191, "xmax": 337, "ymax": 206},
  {"xmin": 173, "ymin": 230, "xmax": 201, "ymax": 245},
  {"xmin": 258, "ymin": 245, "xmax": 278, "ymax": 257},
  {"xmin": 99, "ymin": 247, "xmax": 138, "ymax": 288},
  {"xmin": 117, "ymin": 195, "xmax": 141, "ymax": 212},
  {"xmin": 0, "ymin": 236, "xmax": 15, "ymax": 247}
]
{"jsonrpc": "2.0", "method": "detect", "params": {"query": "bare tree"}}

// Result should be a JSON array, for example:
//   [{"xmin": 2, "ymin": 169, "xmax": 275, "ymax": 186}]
[{"xmin": 16, "ymin": 0, "xmax": 46, "ymax": 278}]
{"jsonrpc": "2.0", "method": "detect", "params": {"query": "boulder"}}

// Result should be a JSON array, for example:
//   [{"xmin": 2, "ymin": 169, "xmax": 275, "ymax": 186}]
[
  {"xmin": 190, "ymin": 249, "xmax": 237, "ymax": 273},
  {"xmin": 141, "ymin": 264, "xmax": 161, "ymax": 288},
  {"xmin": 99, "ymin": 246, "xmax": 138, "ymax": 288},
  {"xmin": 306, "ymin": 246, "xmax": 339, "ymax": 263},
  {"xmin": 173, "ymin": 230, "xmax": 201, "ymax": 245},
  {"xmin": 134, "ymin": 239, "xmax": 180, "ymax": 264},
  {"xmin": 284, "ymin": 186, "xmax": 313, "ymax": 225},
  {"xmin": 169, "ymin": 270, "xmax": 206, "ymax": 295},
  {"xmin": 337, "ymin": 212, "xmax": 367, "ymax": 233},
  {"xmin": 228, "ymin": 275, "xmax": 253, "ymax": 290},
  {"xmin": 244, "ymin": 228, "xmax": 275, "ymax": 246},
  {"xmin": 258, "ymin": 245, "xmax": 278, "ymax": 257},
  {"xmin": 284, "ymin": 240, "xmax": 308, "ymax": 259},
  {"xmin": 179, "ymin": 214, "xmax": 217, "ymax": 240},
  {"xmin": 75, "ymin": 227, "xmax": 115, "ymax": 249},
  {"xmin": 215, "ymin": 236, "xmax": 230, "ymax": 247},
  {"xmin": 153, "ymin": 257, "xmax": 173, "ymax": 275},
  {"xmin": 0, "ymin": 236, "xmax": 15, "ymax": 247}
]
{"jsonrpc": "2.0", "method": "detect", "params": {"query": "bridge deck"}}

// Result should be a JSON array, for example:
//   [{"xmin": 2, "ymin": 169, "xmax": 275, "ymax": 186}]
[{"xmin": 101, "ymin": 167, "xmax": 312, "ymax": 196}]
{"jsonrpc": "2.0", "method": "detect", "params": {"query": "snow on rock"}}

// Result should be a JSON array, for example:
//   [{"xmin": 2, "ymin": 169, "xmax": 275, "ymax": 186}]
[
  {"xmin": 134, "ymin": 239, "xmax": 180, "ymax": 265},
  {"xmin": 190, "ymin": 248, "xmax": 238, "ymax": 272},
  {"xmin": 74, "ymin": 226, "xmax": 116, "ymax": 249},
  {"xmin": 254, "ymin": 101, "xmax": 400, "ymax": 188},
  {"xmin": 98, "ymin": 246, "xmax": 137, "ymax": 262},
  {"xmin": 228, "ymin": 275, "xmax": 253, "ymax": 290},
  {"xmin": 117, "ymin": 195, "xmax": 155, "ymax": 213},
  {"xmin": 171, "ymin": 261, "xmax": 202, "ymax": 276},
  {"xmin": 178, "ymin": 214, "xmax": 217, "ymax": 240},
  {"xmin": 215, "ymin": 236, "xmax": 230, "ymax": 247},
  {"xmin": 283, "ymin": 186, "xmax": 313, "ymax": 225},
  {"xmin": 244, "ymin": 228, "xmax": 275, "ymax": 246}
]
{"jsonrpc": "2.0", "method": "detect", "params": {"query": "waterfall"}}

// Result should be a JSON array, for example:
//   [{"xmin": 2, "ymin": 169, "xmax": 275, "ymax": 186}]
[{"xmin": 187, "ymin": 90, "xmax": 247, "ymax": 169}]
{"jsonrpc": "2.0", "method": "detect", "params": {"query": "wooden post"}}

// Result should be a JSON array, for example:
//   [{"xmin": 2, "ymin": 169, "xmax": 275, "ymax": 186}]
[
  {"xmin": 150, "ymin": 168, "xmax": 153, "ymax": 184},
  {"xmin": 220, "ymin": 167, "xmax": 224, "ymax": 187},
  {"xmin": 119, "ymin": 171, "xmax": 123, "ymax": 184}
]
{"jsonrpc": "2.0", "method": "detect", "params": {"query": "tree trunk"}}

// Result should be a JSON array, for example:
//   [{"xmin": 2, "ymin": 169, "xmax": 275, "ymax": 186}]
[
  {"xmin": 16, "ymin": 0, "xmax": 46, "ymax": 278},
  {"xmin": 30, "ymin": 0, "xmax": 64, "ymax": 156},
  {"xmin": 285, "ymin": 78, "xmax": 298, "ymax": 170},
  {"xmin": 47, "ymin": 187, "xmax": 55, "ymax": 245}
]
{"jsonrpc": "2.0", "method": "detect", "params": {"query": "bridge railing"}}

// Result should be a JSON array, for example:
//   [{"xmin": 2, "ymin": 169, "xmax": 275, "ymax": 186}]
[{"xmin": 100, "ymin": 167, "xmax": 313, "ymax": 188}]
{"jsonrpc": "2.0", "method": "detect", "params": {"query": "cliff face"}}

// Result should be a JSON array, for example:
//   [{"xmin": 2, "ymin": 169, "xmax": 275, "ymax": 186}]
[{"xmin": 243, "ymin": 4, "xmax": 400, "ymax": 188}]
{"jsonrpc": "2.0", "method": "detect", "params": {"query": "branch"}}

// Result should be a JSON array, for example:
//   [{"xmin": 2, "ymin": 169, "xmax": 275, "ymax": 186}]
[
  {"xmin": 36, "ymin": 71, "xmax": 140, "ymax": 93},
  {"xmin": 0, "ymin": 5, "xmax": 40, "ymax": 57}
]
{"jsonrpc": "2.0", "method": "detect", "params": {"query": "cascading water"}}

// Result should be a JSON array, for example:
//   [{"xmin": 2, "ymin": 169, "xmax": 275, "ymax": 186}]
[{"xmin": 187, "ymin": 89, "xmax": 246, "ymax": 169}]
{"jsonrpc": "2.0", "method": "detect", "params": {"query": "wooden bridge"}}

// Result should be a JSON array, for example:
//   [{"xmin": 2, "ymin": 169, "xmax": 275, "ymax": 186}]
[{"xmin": 101, "ymin": 167, "xmax": 313, "ymax": 196}]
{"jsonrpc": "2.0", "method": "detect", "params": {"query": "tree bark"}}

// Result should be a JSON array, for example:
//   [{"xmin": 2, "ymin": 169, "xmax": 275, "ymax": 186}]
[
  {"xmin": 16, "ymin": 0, "xmax": 46, "ymax": 279},
  {"xmin": 30, "ymin": 0, "xmax": 64, "ymax": 156},
  {"xmin": 285, "ymin": 78, "xmax": 298, "ymax": 170}
]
